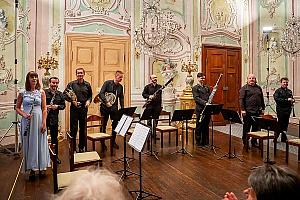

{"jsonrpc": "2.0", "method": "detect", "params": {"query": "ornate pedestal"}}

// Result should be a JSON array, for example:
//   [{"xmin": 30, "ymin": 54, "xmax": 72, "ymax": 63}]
[{"xmin": 179, "ymin": 89, "xmax": 195, "ymax": 110}]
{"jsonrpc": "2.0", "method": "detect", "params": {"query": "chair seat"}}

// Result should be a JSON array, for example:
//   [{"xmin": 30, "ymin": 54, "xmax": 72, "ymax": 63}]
[
  {"xmin": 74, "ymin": 151, "xmax": 101, "ymax": 164},
  {"xmin": 248, "ymin": 131, "xmax": 275, "ymax": 139},
  {"xmin": 57, "ymin": 169, "xmax": 88, "ymax": 189},
  {"xmin": 156, "ymin": 125, "xmax": 177, "ymax": 131},
  {"xmin": 87, "ymin": 132, "xmax": 112, "ymax": 140},
  {"xmin": 288, "ymin": 138, "xmax": 300, "ymax": 146}
]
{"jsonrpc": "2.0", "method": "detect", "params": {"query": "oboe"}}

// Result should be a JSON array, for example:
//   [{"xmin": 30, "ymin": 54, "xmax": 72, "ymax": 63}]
[
  {"xmin": 24, "ymin": 97, "xmax": 35, "ymax": 136},
  {"xmin": 47, "ymin": 91, "xmax": 56, "ymax": 114}
]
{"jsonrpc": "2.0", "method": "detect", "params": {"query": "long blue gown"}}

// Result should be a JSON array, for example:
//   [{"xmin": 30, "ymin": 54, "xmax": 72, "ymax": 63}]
[{"xmin": 20, "ymin": 90, "xmax": 50, "ymax": 171}]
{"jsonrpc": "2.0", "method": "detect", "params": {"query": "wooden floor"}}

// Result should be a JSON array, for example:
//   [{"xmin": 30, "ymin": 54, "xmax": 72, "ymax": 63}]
[{"xmin": 1, "ymin": 128, "xmax": 300, "ymax": 200}]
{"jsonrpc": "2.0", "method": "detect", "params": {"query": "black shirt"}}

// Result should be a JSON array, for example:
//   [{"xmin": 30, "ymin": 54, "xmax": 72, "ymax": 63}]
[
  {"xmin": 142, "ymin": 83, "xmax": 162, "ymax": 109},
  {"xmin": 99, "ymin": 80, "xmax": 124, "ymax": 111},
  {"xmin": 64, "ymin": 80, "xmax": 92, "ymax": 105},
  {"xmin": 192, "ymin": 84, "xmax": 210, "ymax": 114},
  {"xmin": 273, "ymin": 87, "xmax": 293, "ymax": 112},
  {"xmin": 239, "ymin": 84, "xmax": 265, "ymax": 114},
  {"xmin": 45, "ymin": 89, "xmax": 65, "ymax": 126}
]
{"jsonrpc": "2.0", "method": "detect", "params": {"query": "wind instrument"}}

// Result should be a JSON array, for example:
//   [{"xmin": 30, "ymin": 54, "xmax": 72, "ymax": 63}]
[
  {"xmin": 65, "ymin": 86, "xmax": 78, "ymax": 107},
  {"xmin": 47, "ymin": 91, "xmax": 56, "ymax": 114},
  {"xmin": 199, "ymin": 74, "xmax": 223, "ymax": 122},
  {"xmin": 142, "ymin": 76, "xmax": 174, "ymax": 108},
  {"xmin": 93, "ymin": 92, "xmax": 116, "ymax": 107},
  {"xmin": 24, "ymin": 97, "xmax": 35, "ymax": 136}
]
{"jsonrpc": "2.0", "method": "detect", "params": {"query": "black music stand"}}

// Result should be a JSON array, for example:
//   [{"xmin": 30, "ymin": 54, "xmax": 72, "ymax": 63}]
[
  {"xmin": 128, "ymin": 122, "xmax": 162, "ymax": 200},
  {"xmin": 218, "ymin": 109, "xmax": 243, "ymax": 162},
  {"xmin": 171, "ymin": 109, "xmax": 194, "ymax": 157},
  {"xmin": 140, "ymin": 107, "xmax": 162, "ymax": 160},
  {"xmin": 201, "ymin": 104, "xmax": 223, "ymax": 154},
  {"xmin": 253, "ymin": 116, "xmax": 278, "ymax": 164},
  {"xmin": 113, "ymin": 107, "xmax": 139, "ymax": 179}
]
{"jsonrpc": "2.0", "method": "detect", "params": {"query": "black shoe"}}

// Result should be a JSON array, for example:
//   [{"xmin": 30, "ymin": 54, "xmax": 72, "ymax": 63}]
[
  {"xmin": 29, "ymin": 170, "xmax": 35, "ymax": 180},
  {"xmin": 79, "ymin": 148, "xmax": 84, "ymax": 153},
  {"xmin": 39, "ymin": 170, "xmax": 46, "ymax": 178},
  {"xmin": 113, "ymin": 143, "xmax": 119, "ymax": 149},
  {"xmin": 57, "ymin": 158, "xmax": 61, "ymax": 164},
  {"xmin": 281, "ymin": 133, "xmax": 287, "ymax": 142}
]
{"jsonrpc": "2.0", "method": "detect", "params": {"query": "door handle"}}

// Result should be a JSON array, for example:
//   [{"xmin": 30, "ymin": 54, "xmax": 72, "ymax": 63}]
[{"xmin": 223, "ymin": 86, "xmax": 229, "ymax": 91}]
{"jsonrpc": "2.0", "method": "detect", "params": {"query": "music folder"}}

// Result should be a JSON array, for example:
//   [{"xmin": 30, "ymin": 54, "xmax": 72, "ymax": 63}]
[
  {"xmin": 115, "ymin": 114, "xmax": 133, "ymax": 137},
  {"xmin": 128, "ymin": 123, "xmax": 150, "ymax": 153}
]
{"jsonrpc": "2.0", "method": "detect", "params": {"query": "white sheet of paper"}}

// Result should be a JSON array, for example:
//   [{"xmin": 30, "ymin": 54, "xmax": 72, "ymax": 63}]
[
  {"xmin": 115, "ymin": 115, "xmax": 127, "ymax": 134},
  {"xmin": 128, "ymin": 123, "xmax": 150, "ymax": 152},
  {"xmin": 119, "ymin": 116, "xmax": 133, "ymax": 137}
]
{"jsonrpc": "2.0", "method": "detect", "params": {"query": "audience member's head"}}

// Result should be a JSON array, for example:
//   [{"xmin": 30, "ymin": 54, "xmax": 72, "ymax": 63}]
[
  {"xmin": 56, "ymin": 169, "xmax": 125, "ymax": 200},
  {"xmin": 247, "ymin": 164, "xmax": 300, "ymax": 200}
]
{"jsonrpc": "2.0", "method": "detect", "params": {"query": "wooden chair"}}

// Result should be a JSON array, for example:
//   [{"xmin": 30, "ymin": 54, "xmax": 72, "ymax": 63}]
[
  {"xmin": 156, "ymin": 110, "xmax": 178, "ymax": 148},
  {"xmin": 246, "ymin": 115, "xmax": 277, "ymax": 158},
  {"xmin": 66, "ymin": 132, "xmax": 102, "ymax": 171},
  {"xmin": 285, "ymin": 125, "xmax": 300, "ymax": 163},
  {"xmin": 49, "ymin": 144, "xmax": 88, "ymax": 193},
  {"xmin": 86, "ymin": 115, "xmax": 113, "ymax": 156}
]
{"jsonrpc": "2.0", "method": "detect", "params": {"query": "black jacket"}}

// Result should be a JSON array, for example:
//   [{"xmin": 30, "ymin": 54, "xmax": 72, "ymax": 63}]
[
  {"xmin": 45, "ymin": 89, "xmax": 65, "ymax": 126},
  {"xmin": 273, "ymin": 87, "xmax": 293, "ymax": 113},
  {"xmin": 142, "ymin": 83, "xmax": 162, "ymax": 109},
  {"xmin": 99, "ymin": 80, "xmax": 124, "ymax": 111},
  {"xmin": 192, "ymin": 84, "xmax": 210, "ymax": 114},
  {"xmin": 239, "ymin": 84, "xmax": 265, "ymax": 114}
]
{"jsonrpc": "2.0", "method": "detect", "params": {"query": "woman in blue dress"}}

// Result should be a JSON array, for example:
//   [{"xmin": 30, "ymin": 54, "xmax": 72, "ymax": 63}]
[{"xmin": 15, "ymin": 71, "xmax": 50, "ymax": 179}]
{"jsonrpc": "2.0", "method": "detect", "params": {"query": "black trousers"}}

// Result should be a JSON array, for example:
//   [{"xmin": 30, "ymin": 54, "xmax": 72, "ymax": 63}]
[
  {"xmin": 100, "ymin": 107, "xmax": 118, "ymax": 144},
  {"xmin": 70, "ymin": 106, "xmax": 88, "ymax": 150},
  {"xmin": 242, "ymin": 112, "xmax": 260, "ymax": 144},
  {"xmin": 277, "ymin": 110, "xmax": 290, "ymax": 134},
  {"xmin": 196, "ymin": 112, "xmax": 211, "ymax": 146},
  {"xmin": 48, "ymin": 124, "xmax": 59, "ymax": 155}
]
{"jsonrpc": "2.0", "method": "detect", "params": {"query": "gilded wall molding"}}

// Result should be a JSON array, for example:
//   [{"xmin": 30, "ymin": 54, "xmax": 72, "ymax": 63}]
[{"xmin": 51, "ymin": 24, "xmax": 62, "ymax": 56}]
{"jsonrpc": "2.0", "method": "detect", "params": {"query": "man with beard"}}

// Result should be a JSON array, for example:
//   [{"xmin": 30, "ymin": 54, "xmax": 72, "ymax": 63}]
[
  {"xmin": 239, "ymin": 74, "xmax": 265, "ymax": 147},
  {"xmin": 45, "ymin": 77, "xmax": 65, "ymax": 163}
]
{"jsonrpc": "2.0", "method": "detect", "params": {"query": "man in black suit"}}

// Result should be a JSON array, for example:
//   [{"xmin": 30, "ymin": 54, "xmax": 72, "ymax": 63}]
[{"xmin": 45, "ymin": 77, "xmax": 65, "ymax": 163}]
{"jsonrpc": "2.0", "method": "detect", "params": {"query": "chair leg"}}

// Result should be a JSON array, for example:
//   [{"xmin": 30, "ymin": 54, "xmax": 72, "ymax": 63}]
[
  {"xmin": 298, "ymin": 146, "xmax": 300, "ymax": 161},
  {"xmin": 176, "ymin": 130, "xmax": 178, "ymax": 146},
  {"xmin": 192, "ymin": 129, "xmax": 195, "ymax": 146},
  {"xmin": 246, "ymin": 136, "xmax": 249, "ymax": 152},
  {"xmin": 161, "ymin": 131, "xmax": 163, "ymax": 148},
  {"xmin": 273, "ymin": 139, "xmax": 277, "ymax": 157},
  {"xmin": 286, "ymin": 142, "xmax": 289, "ymax": 164},
  {"xmin": 259, "ymin": 139, "xmax": 263, "ymax": 158},
  {"xmin": 110, "ymin": 139, "xmax": 113, "ymax": 156},
  {"xmin": 169, "ymin": 132, "xmax": 171, "ymax": 144},
  {"xmin": 92, "ymin": 141, "xmax": 95, "ymax": 151}
]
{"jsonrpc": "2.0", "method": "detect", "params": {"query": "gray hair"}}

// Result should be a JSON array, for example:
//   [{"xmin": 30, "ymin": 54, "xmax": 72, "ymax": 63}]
[
  {"xmin": 56, "ymin": 169, "xmax": 125, "ymax": 200},
  {"xmin": 248, "ymin": 165, "xmax": 300, "ymax": 200}
]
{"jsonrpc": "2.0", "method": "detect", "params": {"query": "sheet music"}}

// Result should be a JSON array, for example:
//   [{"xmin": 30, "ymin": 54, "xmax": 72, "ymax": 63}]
[
  {"xmin": 115, "ymin": 115, "xmax": 133, "ymax": 137},
  {"xmin": 128, "ymin": 123, "xmax": 150, "ymax": 152},
  {"xmin": 115, "ymin": 115, "xmax": 127, "ymax": 134}
]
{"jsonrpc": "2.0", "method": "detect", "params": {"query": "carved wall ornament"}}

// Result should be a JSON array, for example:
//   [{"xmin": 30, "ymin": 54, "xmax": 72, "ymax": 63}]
[
  {"xmin": 51, "ymin": 24, "xmax": 62, "ymax": 56},
  {"xmin": 259, "ymin": 0, "xmax": 284, "ymax": 18},
  {"xmin": 0, "ymin": 111, "xmax": 8, "ymax": 119},
  {"xmin": 82, "ymin": 0, "xmax": 117, "ymax": 14},
  {"xmin": 0, "ymin": 55, "xmax": 13, "ymax": 95},
  {"xmin": 0, "ymin": 4, "xmax": 30, "ymax": 50}
]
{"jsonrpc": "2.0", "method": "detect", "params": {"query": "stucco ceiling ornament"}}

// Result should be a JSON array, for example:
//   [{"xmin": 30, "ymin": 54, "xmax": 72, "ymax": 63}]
[
  {"xmin": 259, "ymin": 0, "xmax": 283, "ymax": 19},
  {"xmin": 83, "ymin": 0, "xmax": 116, "ymax": 14}
]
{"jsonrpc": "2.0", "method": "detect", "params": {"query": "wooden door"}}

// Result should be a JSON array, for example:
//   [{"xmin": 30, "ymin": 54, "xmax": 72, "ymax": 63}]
[
  {"xmin": 202, "ymin": 45, "xmax": 241, "ymax": 124},
  {"xmin": 65, "ymin": 34, "xmax": 130, "ymax": 130}
]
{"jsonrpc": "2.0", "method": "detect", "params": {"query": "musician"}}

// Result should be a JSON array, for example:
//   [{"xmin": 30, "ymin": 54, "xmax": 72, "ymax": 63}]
[
  {"xmin": 273, "ymin": 77, "xmax": 295, "ymax": 142},
  {"xmin": 45, "ymin": 77, "xmax": 65, "ymax": 163},
  {"xmin": 192, "ymin": 72, "xmax": 211, "ymax": 146},
  {"xmin": 64, "ymin": 68, "xmax": 92, "ymax": 153},
  {"xmin": 239, "ymin": 74, "xmax": 265, "ymax": 147},
  {"xmin": 142, "ymin": 74, "xmax": 162, "ymax": 132},
  {"xmin": 99, "ymin": 70, "xmax": 124, "ymax": 150}
]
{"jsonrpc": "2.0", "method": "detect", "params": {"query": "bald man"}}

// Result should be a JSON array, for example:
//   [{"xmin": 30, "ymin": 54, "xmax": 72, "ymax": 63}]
[{"xmin": 239, "ymin": 74, "xmax": 265, "ymax": 147}]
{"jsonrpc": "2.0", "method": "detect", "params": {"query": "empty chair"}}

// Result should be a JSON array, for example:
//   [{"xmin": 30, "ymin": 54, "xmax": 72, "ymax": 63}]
[
  {"xmin": 49, "ymin": 144, "xmax": 88, "ymax": 193},
  {"xmin": 66, "ymin": 132, "xmax": 102, "ymax": 171},
  {"xmin": 86, "ymin": 115, "xmax": 113, "ymax": 155},
  {"xmin": 156, "ymin": 110, "xmax": 178, "ymax": 148},
  {"xmin": 285, "ymin": 126, "xmax": 300, "ymax": 163}
]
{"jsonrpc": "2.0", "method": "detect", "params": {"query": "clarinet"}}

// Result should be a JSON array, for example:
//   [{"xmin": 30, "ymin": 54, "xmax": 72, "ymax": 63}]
[
  {"xmin": 199, "ymin": 74, "xmax": 223, "ymax": 122},
  {"xmin": 24, "ymin": 97, "xmax": 35, "ymax": 136},
  {"xmin": 47, "ymin": 91, "xmax": 56, "ymax": 114}
]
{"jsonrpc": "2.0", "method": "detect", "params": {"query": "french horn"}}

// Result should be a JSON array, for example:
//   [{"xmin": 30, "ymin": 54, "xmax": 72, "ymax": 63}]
[
  {"xmin": 93, "ymin": 92, "xmax": 116, "ymax": 107},
  {"xmin": 65, "ymin": 87, "xmax": 78, "ymax": 107}
]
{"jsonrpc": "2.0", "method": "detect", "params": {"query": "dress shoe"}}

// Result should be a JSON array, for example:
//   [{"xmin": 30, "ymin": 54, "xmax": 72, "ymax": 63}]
[
  {"xmin": 39, "ymin": 170, "xmax": 46, "ymax": 178},
  {"xmin": 57, "ymin": 158, "xmax": 61, "ymax": 164},
  {"xmin": 79, "ymin": 148, "xmax": 84, "ymax": 153},
  {"xmin": 29, "ymin": 170, "xmax": 35, "ymax": 180},
  {"xmin": 113, "ymin": 143, "xmax": 119, "ymax": 149},
  {"xmin": 281, "ymin": 133, "xmax": 287, "ymax": 142}
]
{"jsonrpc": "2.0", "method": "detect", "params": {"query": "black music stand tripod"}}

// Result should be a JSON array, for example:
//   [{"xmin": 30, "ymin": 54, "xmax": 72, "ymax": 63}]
[
  {"xmin": 253, "ymin": 116, "xmax": 277, "ymax": 165},
  {"xmin": 201, "ymin": 104, "xmax": 223, "ymax": 154},
  {"xmin": 171, "ymin": 109, "xmax": 194, "ymax": 157},
  {"xmin": 129, "ymin": 123, "xmax": 162, "ymax": 200},
  {"xmin": 218, "ymin": 109, "xmax": 243, "ymax": 162},
  {"xmin": 141, "ymin": 107, "xmax": 162, "ymax": 160},
  {"xmin": 113, "ymin": 107, "xmax": 140, "ymax": 179}
]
